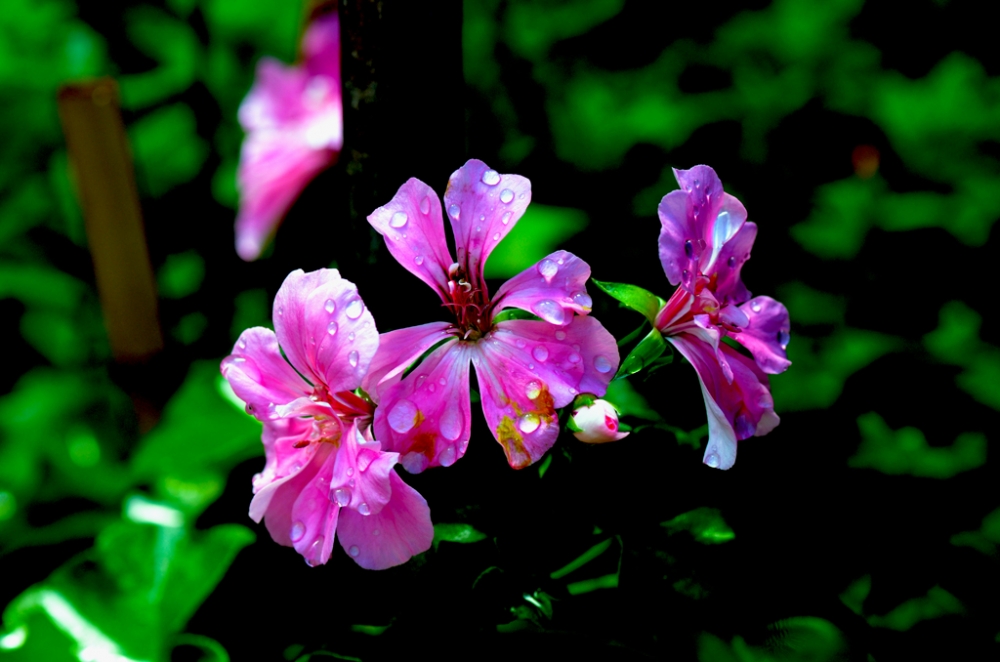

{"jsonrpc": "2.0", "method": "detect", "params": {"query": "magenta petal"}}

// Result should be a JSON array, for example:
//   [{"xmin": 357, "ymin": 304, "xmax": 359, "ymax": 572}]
[
  {"xmin": 362, "ymin": 322, "xmax": 453, "ymax": 403},
  {"xmin": 272, "ymin": 269, "xmax": 378, "ymax": 393},
  {"xmin": 373, "ymin": 339, "xmax": 473, "ymax": 473},
  {"xmin": 222, "ymin": 327, "xmax": 309, "ymax": 418},
  {"xmin": 337, "ymin": 471, "xmax": 433, "ymax": 570},
  {"xmin": 492, "ymin": 251, "xmax": 594, "ymax": 325},
  {"xmin": 443, "ymin": 159, "xmax": 532, "ymax": 292},
  {"xmin": 712, "ymin": 221, "xmax": 756, "ymax": 305},
  {"xmin": 735, "ymin": 296, "xmax": 792, "ymax": 374},
  {"xmin": 472, "ymin": 316, "xmax": 618, "ymax": 468},
  {"xmin": 238, "ymin": 58, "xmax": 307, "ymax": 130},
  {"xmin": 367, "ymin": 178, "xmax": 454, "ymax": 300},
  {"xmin": 329, "ymin": 427, "xmax": 395, "ymax": 517},
  {"xmin": 302, "ymin": 12, "xmax": 340, "ymax": 80}
]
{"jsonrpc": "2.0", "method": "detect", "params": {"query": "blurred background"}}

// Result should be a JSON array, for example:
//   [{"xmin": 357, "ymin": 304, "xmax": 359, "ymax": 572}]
[{"xmin": 1, "ymin": 0, "xmax": 998, "ymax": 660}]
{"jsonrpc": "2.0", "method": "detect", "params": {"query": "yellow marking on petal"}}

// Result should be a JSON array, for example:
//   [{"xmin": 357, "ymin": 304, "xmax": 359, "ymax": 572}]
[{"xmin": 496, "ymin": 415, "xmax": 532, "ymax": 468}]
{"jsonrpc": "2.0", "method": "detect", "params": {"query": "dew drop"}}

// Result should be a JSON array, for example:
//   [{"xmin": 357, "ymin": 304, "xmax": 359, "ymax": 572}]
[
  {"xmin": 349, "ymin": 545, "xmax": 360, "ymax": 557},
  {"xmin": 324, "ymin": 299, "xmax": 336, "ymax": 314},
  {"xmin": 518, "ymin": 414, "xmax": 540, "ymax": 434},
  {"xmin": 414, "ymin": 255, "xmax": 424, "ymax": 266},
  {"xmin": 555, "ymin": 330, "xmax": 566, "ymax": 341},
  {"xmin": 728, "ymin": 256, "xmax": 737, "ymax": 268},
  {"xmin": 347, "ymin": 467, "xmax": 354, "ymax": 476},
  {"xmin": 348, "ymin": 332, "xmax": 356, "ymax": 342},
  {"xmin": 568, "ymin": 352, "xmax": 581, "ymax": 364},
  {"xmin": 390, "ymin": 211, "xmax": 408, "ymax": 228},
  {"xmin": 277, "ymin": 306, "xmax": 284, "ymax": 316},
  {"xmin": 684, "ymin": 239, "xmax": 694, "ymax": 258},
  {"xmin": 358, "ymin": 502, "xmax": 371, "ymax": 516},
  {"xmin": 492, "ymin": 232, "xmax": 500, "ymax": 241},
  {"xmin": 440, "ymin": 406, "xmax": 463, "ymax": 441},
  {"xmin": 516, "ymin": 338, "xmax": 526, "ymax": 349},
  {"xmin": 290, "ymin": 520, "xmax": 306, "ymax": 542},
  {"xmin": 438, "ymin": 377, "xmax": 447, "ymax": 386},
  {"xmin": 751, "ymin": 300, "xmax": 761, "ymax": 313},
  {"xmin": 525, "ymin": 381, "xmax": 542, "ymax": 400},
  {"xmin": 238, "ymin": 338, "xmax": 247, "ymax": 350},
  {"xmin": 346, "ymin": 351, "xmax": 358, "ymax": 368},
  {"xmin": 705, "ymin": 451, "xmax": 720, "ymax": 469},
  {"xmin": 777, "ymin": 330, "xmax": 790, "ymax": 349},
  {"xmin": 499, "ymin": 189, "xmax": 514, "ymax": 204},
  {"xmin": 594, "ymin": 355, "xmax": 612, "ymax": 373},
  {"xmin": 420, "ymin": 196, "xmax": 431, "ymax": 214},
  {"xmin": 448, "ymin": 203, "xmax": 461, "ymax": 220},
  {"xmin": 532, "ymin": 345, "xmax": 549, "ymax": 362},
  {"xmin": 333, "ymin": 487, "xmax": 351, "ymax": 507},
  {"xmin": 501, "ymin": 211, "xmax": 512, "ymax": 225},
  {"xmin": 345, "ymin": 299, "xmax": 364, "ymax": 319},
  {"xmin": 481, "ymin": 169, "xmax": 501, "ymax": 185},
  {"xmin": 327, "ymin": 321, "xmax": 338, "ymax": 336},
  {"xmin": 572, "ymin": 291, "xmax": 593, "ymax": 309},
  {"xmin": 245, "ymin": 402, "xmax": 254, "ymax": 415},
  {"xmin": 533, "ymin": 299, "xmax": 565, "ymax": 325},
  {"xmin": 537, "ymin": 258, "xmax": 558, "ymax": 281},
  {"xmin": 388, "ymin": 399, "xmax": 418, "ymax": 433},
  {"xmin": 439, "ymin": 445, "xmax": 457, "ymax": 467}
]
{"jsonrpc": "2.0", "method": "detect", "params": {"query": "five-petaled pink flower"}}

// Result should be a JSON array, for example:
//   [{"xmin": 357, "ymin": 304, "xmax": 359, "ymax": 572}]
[
  {"xmin": 235, "ymin": 12, "xmax": 343, "ymax": 261},
  {"xmin": 654, "ymin": 165, "xmax": 790, "ymax": 470},
  {"xmin": 221, "ymin": 268, "xmax": 433, "ymax": 568},
  {"xmin": 362, "ymin": 159, "xmax": 619, "ymax": 472}
]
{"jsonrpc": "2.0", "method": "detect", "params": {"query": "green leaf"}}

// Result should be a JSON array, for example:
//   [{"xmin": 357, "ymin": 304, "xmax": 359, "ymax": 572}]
[
  {"xmin": 591, "ymin": 279, "xmax": 664, "ymax": 325},
  {"xmin": 119, "ymin": 8, "xmax": 199, "ymax": 110},
  {"xmin": 604, "ymin": 379, "xmax": 661, "ymax": 421},
  {"xmin": 661, "ymin": 507, "xmax": 735, "ymax": 544},
  {"xmin": 849, "ymin": 412, "xmax": 986, "ymax": 478},
  {"xmin": 616, "ymin": 327, "xmax": 668, "ymax": 379},
  {"xmin": 483, "ymin": 204, "xmax": 588, "ymax": 279},
  {"xmin": 129, "ymin": 104, "xmax": 208, "ymax": 197},
  {"xmin": 158, "ymin": 251, "xmax": 205, "ymax": 299},
  {"xmin": 432, "ymin": 523, "xmax": 487, "ymax": 549},
  {"xmin": 867, "ymin": 586, "xmax": 964, "ymax": 631},
  {"xmin": 493, "ymin": 308, "xmax": 542, "ymax": 323},
  {"xmin": 550, "ymin": 538, "xmax": 612, "ymax": 580}
]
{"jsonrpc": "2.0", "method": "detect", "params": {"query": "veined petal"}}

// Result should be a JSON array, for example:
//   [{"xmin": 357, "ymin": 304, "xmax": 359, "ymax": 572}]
[
  {"xmin": 252, "ymin": 418, "xmax": 318, "ymax": 501},
  {"xmin": 337, "ymin": 471, "xmax": 433, "ymax": 570},
  {"xmin": 712, "ymin": 221, "xmax": 756, "ymax": 306},
  {"xmin": 272, "ymin": 269, "xmax": 378, "ymax": 393},
  {"xmin": 372, "ymin": 340, "xmax": 473, "ymax": 473},
  {"xmin": 443, "ymin": 159, "xmax": 531, "ymax": 293},
  {"xmin": 367, "ymin": 178, "xmax": 454, "ymax": 300},
  {"xmin": 302, "ymin": 12, "xmax": 340, "ymax": 80},
  {"xmin": 491, "ymin": 250, "xmax": 594, "ymax": 325},
  {"xmin": 473, "ymin": 316, "xmax": 618, "ymax": 468},
  {"xmin": 329, "ymin": 425, "xmax": 394, "ymax": 518},
  {"xmin": 222, "ymin": 327, "xmax": 310, "ymax": 418},
  {"xmin": 362, "ymin": 322, "xmax": 453, "ymax": 403},
  {"xmin": 735, "ymin": 296, "xmax": 791, "ymax": 374}
]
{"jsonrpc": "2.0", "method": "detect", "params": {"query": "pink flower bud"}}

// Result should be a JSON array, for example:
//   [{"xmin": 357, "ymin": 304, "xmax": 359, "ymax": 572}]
[{"xmin": 571, "ymin": 400, "xmax": 629, "ymax": 444}]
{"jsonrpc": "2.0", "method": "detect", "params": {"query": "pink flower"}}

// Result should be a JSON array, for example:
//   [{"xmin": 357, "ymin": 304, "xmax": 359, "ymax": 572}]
[
  {"xmin": 221, "ymin": 268, "xmax": 433, "ymax": 568},
  {"xmin": 571, "ymin": 399, "xmax": 629, "ymax": 444},
  {"xmin": 654, "ymin": 166, "xmax": 790, "ymax": 470},
  {"xmin": 234, "ymin": 12, "xmax": 343, "ymax": 261},
  {"xmin": 362, "ymin": 159, "xmax": 619, "ymax": 472}
]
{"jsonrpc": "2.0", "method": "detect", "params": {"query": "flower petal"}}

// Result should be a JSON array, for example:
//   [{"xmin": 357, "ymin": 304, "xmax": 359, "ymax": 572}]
[
  {"xmin": 712, "ymin": 221, "xmax": 756, "ymax": 305},
  {"xmin": 329, "ymin": 426, "xmax": 395, "ymax": 518},
  {"xmin": 222, "ymin": 327, "xmax": 310, "ymax": 418},
  {"xmin": 491, "ymin": 251, "xmax": 594, "ymax": 325},
  {"xmin": 372, "ymin": 339, "xmax": 473, "ymax": 473},
  {"xmin": 337, "ymin": 471, "xmax": 433, "ymax": 570},
  {"xmin": 367, "ymin": 178, "xmax": 454, "ymax": 300},
  {"xmin": 473, "ymin": 316, "xmax": 618, "ymax": 468},
  {"xmin": 362, "ymin": 322, "xmax": 454, "ymax": 403},
  {"xmin": 302, "ymin": 12, "xmax": 340, "ymax": 80},
  {"xmin": 443, "ymin": 159, "xmax": 531, "ymax": 293},
  {"xmin": 238, "ymin": 58, "xmax": 307, "ymax": 131},
  {"xmin": 272, "ymin": 268, "xmax": 378, "ymax": 393},
  {"xmin": 735, "ymin": 296, "xmax": 792, "ymax": 374}
]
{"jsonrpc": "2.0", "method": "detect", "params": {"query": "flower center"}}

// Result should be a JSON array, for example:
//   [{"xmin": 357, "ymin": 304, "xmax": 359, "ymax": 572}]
[{"xmin": 443, "ymin": 262, "xmax": 493, "ymax": 340}]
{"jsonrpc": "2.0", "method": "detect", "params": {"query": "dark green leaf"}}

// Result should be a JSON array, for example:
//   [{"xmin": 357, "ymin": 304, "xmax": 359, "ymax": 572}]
[
  {"xmin": 591, "ymin": 279, "xmax": 664, "ymax": 325},
  {"xmin": 432, "ymin": 523, "xmax": 487, "ymax": 549},
  {"xmin": 616, "ymin": 327, "xmax": 667, "ymax": 379},
  {"xmin": 661, "ymin": 507, "xmax": 734, "ymax": 544}
]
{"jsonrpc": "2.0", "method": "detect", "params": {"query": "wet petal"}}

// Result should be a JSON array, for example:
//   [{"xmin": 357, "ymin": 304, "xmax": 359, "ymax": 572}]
[
  {"xmin": 222, "ymin": 327, "xmax": 309, "ymax": 419},
  {"xmin": 367, "ymin": 178, "xmax": 454, "ymax": 301},
  {"xmin": 329, "ymin": 426, "xmax": 395, "ymax": 518},
  {"xmin": 272, "ymin": 269, "xmax": 378, "ymax": 393},
  {"xmin": 337, "ymin": 471, "xmax": 433, "ymax": 570},
  {"xmin": 443, "ymin": 159, "xmax": 531, "ymax": 293},
  {"xmin": 735, "ymin": 296, "xmax": 792, "ymax": 374},
  {"xmin": 372, "ymin": 340, "xmax": 473, "ymax": 473},
  {"xmin": 252, "ymin": 418, "xmax": 317, "ymax": 501},
  {"xmin": 571, "ymin": 400, "xmax": 629, "ymax": 444},
  {"xmin": 712, "ymin": 221, "xmax": 756, "ymax": 305},
  {"xmin": 473, "ymin": 316, "xmax": 618, "ymax": 468},
  {"xmin": 491, "ymin": 251, "xmax": 594, "ymax": 325},
  {"xmin": 362, "ymin": 322, "xmax": 453, "ymax": 403}
]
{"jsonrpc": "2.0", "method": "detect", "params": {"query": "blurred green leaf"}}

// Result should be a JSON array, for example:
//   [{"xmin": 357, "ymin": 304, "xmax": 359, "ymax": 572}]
[
  {"xmin": 202, "ymin": 0, "xmax": 300, "ymax": 61},
  {"xmin": 505, "ymin": 0, "xmax": 624, "ymax": 61},
  {"xmin": 763, "ymin": 617, "xmax": 849, "ymax": 662},
  {"xmin": 592, "ymin": 279, "xmax": 664, "ymax": 325},
  {"xmin": 0, "ymin": 263, "xmax": 86, "ymax": 311},
  {"xmin": 951, "ymin": 506, "xmax": 1000, "ymax": 558},
  {"xmin": 119, "ymin": 7, "xmax": 199, "ymax": 110},
  {"xmin": 849, "ymin": 412, "xmax": 986, "ymax": 478},
  {"xmin": 129, "ymin": 104, "xmax": 209, "ymax": 197},
  {"xmin": 550, "ymin": 538, "xmax": 612, "ymax": 580},
  {"xmin": 604, "ymin": 379, "xmax": 661, "ymax": 421},
  {"xmin": 616, "ymin": 327, "xmax": 668, "ymax": 379},
  {"xmin": 158, "ymin": 251, "xmax": 205, "ymax": 299},
  {"xmin": 484, "ymin": 204, "xmax": 588, "ymax": 279},
  {"xmin": 775, "ymin": 282, "xmax": 846, "ymax": 326},
  {"xmin": 868, "ymin": 585, "xmax": 964, "ymax": 631},
  {"xmin": 231, "ymin": 289, "xmax": 272, "ymax": 343},
  {"xmin": 171, "ymin": 312, "xmax": 209, "ymax": 346},
  {"xmin": 662, "ymin": 507, "xmax": 734, "ymax": 545},
  {"xmin": 432, "ymin": 523, "xmax": 487, "ymax": 550},
  {"xmin": 839, "ymin": 574, "xmax": 871, "ymax": 616}
]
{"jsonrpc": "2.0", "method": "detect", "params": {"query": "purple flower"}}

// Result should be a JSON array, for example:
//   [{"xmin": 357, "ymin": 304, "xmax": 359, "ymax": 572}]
[
  {"xmin": 362, "ymin": 159, "xmax": 619, "ymax": 472},
  {"xmin": 654, "ymin": 166, "xmax": 790, "ymax": 470},
  {"xmin": 235, "ymin": 12, "xmax": 342, "ymax": 261},
  {"xmin": 221, "ymin": 268, "xmax": 433, "ymax": 568}
]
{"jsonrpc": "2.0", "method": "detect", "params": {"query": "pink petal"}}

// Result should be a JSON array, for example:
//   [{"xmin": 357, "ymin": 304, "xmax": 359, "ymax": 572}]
[
  {"xmin": 222, "ymin": 327, "xmax": 310, "ymax": 418},
  {"xmin": 238, "ymin": 58, "xmax": 308, "ymax": 131},
  {"xmin": 367, "ymin": 178, "xmax": 454, "ymax": 301},
  {"xmin": 302, "ymin": 12, "xmax": 340, "ymax": 81},
  {"xmin": 491, "ymin": 251, "xmax": 594, "ymax": 325},
  {"xmin": 329, "ymin": 426, "xmax": 395, "ymax": 518},
  {"xmin": 443, "ymin": 159, "xmax": 532, "ymax": 293},
  {"xmin": 734, "ymin": 296, "xmax": 792, "ymax": 374},
  {"xmin": 712, "ymin": 221, "xmax": 756, "ymax": 305},
  {"xmin": 337, "ymin": 471, "xmax": 433, "ymax": 570},
  {"xmin": 362, "ymin": 322, "xmax": 453, "ymax": 403},
  {"xmin": 251, "ymin": 418, "xmax": 318, "ymax": 503},
  {"xmin": 372, "ymin": 339, "xmax": 473, "ymax": 473},
  {"xmin": 472, "ymin": 316, "xmax": 618, "ymax": 468},
  {"xmin": 272, "ymin": 269, "xmax": 378, "ymax": 393}
]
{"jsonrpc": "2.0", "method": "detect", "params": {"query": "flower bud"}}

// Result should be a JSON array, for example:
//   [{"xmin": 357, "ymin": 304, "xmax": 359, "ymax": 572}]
[{"xmin": 571, "ymin": 399, "xmax": 629, "ymax": 444}]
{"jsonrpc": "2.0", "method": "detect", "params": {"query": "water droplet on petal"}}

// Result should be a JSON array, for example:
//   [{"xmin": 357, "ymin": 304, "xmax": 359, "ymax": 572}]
[
  {"xmin": 438, "ymin": 377, "xmax": 447, "ymax": 386},
  {"xmin": 555, "ymin": 330, "xmax": 566, "ymax": 341},
  {"xmin": 345, "ymin": 299, "xmax": 364, "ymax": 319},
  {"xmin": 532, "ymin": 345, "xmax": 549, "ymax": 362},
  {"xmin": 499, "ymin": 189, "xmax": 514, "ymax": 204},
  {"xmin": 290, "ymin": 521, "xmax": 306, "ymax": 542},
  {"xmin": 358, "ymin": 502, "xmax": 371, "ymax": 516},
  {"xmin": 594, "ymin": 355, "xmax": 612, "ymax": 373},
  {"xmin": 572, "ymin": 291, "xmax": 593, "ymax": 309},
  {"xmin": 568, "ymin": 352, "xmax": 581, "ymax": 364},
  {"xmin": 777, "ymin": 330, "xmax": 790, "ymax": 349},
  {"xmin": 533, "ymin": 299, "xmax": 565, "ymax": 325},
  {"xmin": 684, "ymin": 239, "xmax": 694, "ymax": 258},
  {"xmin": 333, "ymin": 487, "xmax": 351, "ymax": 507},
  {"xmin": 525, "ymin": 381, "xmax": 542, "ymax": 400},
  {"xmin": 348, "ymin": 351, "xmax": 359, "ymax": 367},
  {"xmin": 439, "ymin": 445, "xmax": 457, "ymax": 467},
  {"xmin": 327, "ymin": 321, "xmax": 338, "ymax": 335},
  {"xmin": 390, "ymin": 211, "xmax": 408, "ymax": 228},
  {"xmin": 501, "ymin": 211, "xmax": 512, "ymax": 225},
  {"xmin": 349, "ymin": 545, "xmax": 360, "ymax": 557},
  {"xmin": 238, "ymin": 338, "xmax": 247, "ymax": 350},
  {"xmin": 448, "ymin": 204, "xmax": 460, "ymax": 220},
  {"xmin": 420, "ymin": 196, "xmax": 431, "ymax": 214},
  {"xmin": 481, "ymin": 169, "xmax": 501, "ymax": 185},
  {"xmin": 728, "ymin": 256, "xmax": 736, "ymax": 268},
  {"xmin": 277, "ymin": 306, "xmax": 284, "ymax": 316},
  {"xmin": 306, "ymin": 536, "xmax": 325, "ymax": 566},
  {"xmin": 750, "ymin": 300, "xmax": 761, "ymax": 313},
  {"xmin": 516, "ymin": 338, "xmax": 526, "ymax": 349},
  {"xmin": 348, "ymin": 332, "xmax": 356, "ymax": 342},
  {"xmin": 388, "ymin": 399, "xmax": 418, "ymax": 433},
  {"xmin": 705, "ymin": 451, "xmax": 720, "ymax": 468},
  {"xmin": 440, "ymin": 406, "xmax": 463, "ymax": 441},
  {"xmin": 518, "ymin": 414, "xmax": 540, "ymax": 433},
  {"xmin": 414, "ymin": 255, "xmax": 424, "ymax": 266},
  {"xmin": 245, "ymin": 402, "xmax": 254, "ymax": 415},
  {"xmin": 324, "ymin": 299, "xmax": 336, "ymax": 314},
  {"xmin": 492, "ymin": 232, "xmax": 500, "ymax": 241},
  {"xmin": 537, "ymin": 259, "xmax": 558, "ymax": 281},
  {"xmin": 347, "ymin": 467, "xmax": 354, "ymax": 476}
]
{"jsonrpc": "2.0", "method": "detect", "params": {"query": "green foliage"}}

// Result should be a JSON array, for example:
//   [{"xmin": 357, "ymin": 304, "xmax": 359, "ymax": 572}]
[
  {"xmin": 839, "ymin": 574, "xmax": 871, "ymax": 616},
  {"xmin": 867, "ymin": 586, "xmax": 964, "ymax": 631},
  {"xmin": 550, "ymin": 538, "xmax": 612, "ymax": 580},
  {"xmin": 849, "ymin": 412, "xmax": 986, "ymax": 478},
  {"xmin": 924, "ymin": 301, "xmax": 1000, "ymax": 411},
  {"xmin": 119, "ymin": 7, "xmax": 199, "ymax": 110},
  {"xmin": 661, "ymin": 507, "xmax": 735, "ymax": 545},
  {"xmin": 591, "ymin": 279, "xmax": 665, "ymax": 325},
  {"xmin": 504, "ymin": 0, "xmax": 624, "ymax": 62},
  {"xmin": 157, "ymin": 251, "xmax": 206, "ymax": 299},
  {"xmin": 603, "ymin": 379, "xmax": 661, "ymax": 421},
  {"xmin": 616, "ymin": 327, "xmax": 672, "ymax": 379},
  {"xmin": 698, "ymin": 617, "xmax": 849, "ymax": 662},
  {"xmin": 483, "ymin": 204, "xmax": 588, "ymax": 279},
  {"xmin": 431, "ymin": 523, "xmax": 487, "ymax": 550},
  {"xmin": 950, "ymin": 506, "xmax": 1000, "ymax": 558},
  {"xmin": 129, "ymin": 103, "xmax": 209, "ymax": 197}
]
